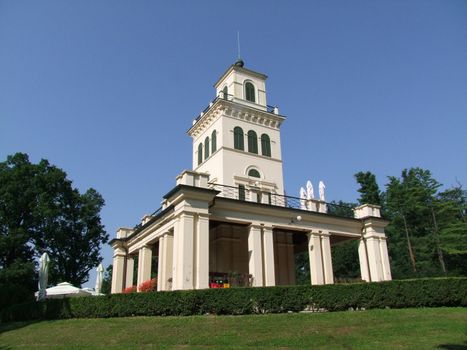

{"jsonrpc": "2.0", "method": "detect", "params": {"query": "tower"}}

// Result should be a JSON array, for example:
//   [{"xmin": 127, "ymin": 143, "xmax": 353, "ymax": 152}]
[{"xmin": 188, "ymin": 60, "xmax": 286, "ymax": 197}]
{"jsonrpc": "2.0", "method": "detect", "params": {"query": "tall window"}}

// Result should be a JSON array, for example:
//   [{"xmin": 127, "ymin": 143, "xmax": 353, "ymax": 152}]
[
  {"xmin": 245, "ymin": 82, "xmax": 255, "ymax": 102},
  {"xmin": 204, "ymin": 137, "xmax": 210, "ymax": 160},
  {"xmin": 261, "ymin": 133, "xmax": 271, "ymax": 157},
  {"xmin": 247, "ymin": 130, "xmax": 258, "ymax": 154},
  {"xmin": 248, "ymin": 169, "xmax": 261, "ymax": 178},
  {"xmin": 211, "ymin": 130, "xmax": 217, "ymax": 153},
  {"xmin": 198, "ymin": 143, "xmax": 203, "ymax": 165},
  {"xmin": 234, "ymin": 127, "xmax": 244, "ymax": 150},
  {"xmin": 238, "ymin": 184, "xmax": 246, "ymax": 201},
  {"xmin": 222, "ymin": 86, "xmax": 228, "ymax": 100}
]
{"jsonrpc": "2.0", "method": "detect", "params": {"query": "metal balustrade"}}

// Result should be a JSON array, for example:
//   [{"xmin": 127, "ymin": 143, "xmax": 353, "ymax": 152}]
[
  {"xmin": 193, "ymin": 92, "xmax": 280, "ymax": 123},
  {"xmin": 209, "ymin": 183, "xmax": 353, "ymax": 218}
]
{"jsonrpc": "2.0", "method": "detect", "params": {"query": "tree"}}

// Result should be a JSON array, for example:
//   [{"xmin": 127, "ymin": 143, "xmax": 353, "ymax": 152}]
[
  {"xmin": 0, "ymin": 153, "xmax": 108, "ymax": 289},
  {"xmin": 354, "ymin": 171, "xmax": 382, "ymax": 206}
]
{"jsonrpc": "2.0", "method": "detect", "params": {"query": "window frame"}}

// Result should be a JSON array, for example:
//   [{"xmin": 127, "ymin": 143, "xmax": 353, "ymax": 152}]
[
  {"xmin": 247, "ymin": 130, "xmax": 258, "ymax": 154},
  {"xmin": 234, "ymin": 126, "xmax": 244, "ymax": 150},
  {"xmin": 261, "ymin": 133, "xmax": 271, "ymax": 157},
  {"xmin": 211, "ymin": 130, "xmax": 217, "ymax": 153},
  {"xmin": 244, "ymin": 81, "xmax": 256, "ymax": 103},
  {"xmin": 197, "ymin": 143, "xmax": 203, "ymax": 165},
  {"xmin": 204, "ymin": 137, "xmax": 210, "ymax": 160}
]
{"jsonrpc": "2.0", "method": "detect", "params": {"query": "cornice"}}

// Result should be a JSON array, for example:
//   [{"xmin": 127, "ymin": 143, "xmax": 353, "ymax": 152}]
[{"xmin": 187, "ymin": 99, "xmax": 286, "ymax": 138}]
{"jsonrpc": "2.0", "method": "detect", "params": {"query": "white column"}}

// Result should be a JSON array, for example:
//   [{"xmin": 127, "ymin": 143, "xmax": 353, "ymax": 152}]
[
  {"xmin": 125, "ymin": 256, "xmax": 134, "ymax": 289},
  {"xmin": 157, "ymin": 236, "xmax": 165, "ymax": 291},
  {"xmin": 262, "ymin": 226, "xmax": 275, "ymax": 286},
  {"xmin": 195, "ymin": 214, "xmax": 210, "ymax": 289},
  {"xmin": 308, "ymin": 232, "xmax": 324, "ymax": 285},
  {"xmin": 379, "ymin": 238, "xmax": 392, "ymax": 281},
  {"xmin": 366, "ymin": 236, "xmax": 384, "ymax": 282},
  {"xmin": 358, "ymin": 239, "xmax": 370, "ymax": 282},
  {"xmin": 320, "ymin": 233, "xmax": 334, "ymax": 284},
  {"xmin": 137, "ymin": 245, "xmax": 153, "ymax": 291},
  {"xmin": 163, "ymin": 233, "xmax": 174, "ymax": 290},
  {"xmin": 111, "ymin": 247, "xmax": 126, "ymax": 294},
  {"xmin": 172, "ymin": 218, "xmax": 180, "ymax": 290},
  {"xmin": 173, "ymin": 213, "xmax": 194, "ymax": 290},
  {"xmin": 248, "ymin": 224, "xmax": 264, "ymax": 287}
]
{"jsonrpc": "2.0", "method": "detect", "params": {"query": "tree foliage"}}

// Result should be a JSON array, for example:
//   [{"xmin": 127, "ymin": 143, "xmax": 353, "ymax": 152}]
[
  {"xmin": 354, "ymin": 171, "xmax": 382, "ymax": 206},
  {"xmin": 355, "ymin": 168, "xmax": 467, "ymax": 279},
  {"xmin": 0, "ymin": 153, "xmax": 108, "ymax": 289}
]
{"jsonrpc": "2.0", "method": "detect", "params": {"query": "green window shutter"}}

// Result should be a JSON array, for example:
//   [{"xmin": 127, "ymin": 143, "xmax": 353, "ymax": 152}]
[
  {"xmin": 248, "ymin": 169, "xmax": 261, "ymax": 178},
  {"xmin": 198, "ymin": 143, "xmax": 203, "ymax": 165},
  {"xmin": 238, "ymin": 185, "xmax": 246, "ymax": 201},
  {"xmin": 211, "ymin": 130, "xmax": 217, "ymax": 153},
  {"xmin": 204, "ymin": 137, "xmax": 210, "ymax": 160},
  {"xmin": 234, "ymin": 127, "xmax": 244, "ymax": 150},
  {"xmin": 222, "ymin": 86, "xmax": 228, "ymax": 100},
  {"xmin": 245, "ymin": 82, "xmax": 255, "ymax": 102},
  {"xmin": 248, "ymin": 130, "xmax": 258, "ymax": 154},
  {"xmin": 261, "ymin": 134, "xmax": 271, "ymax": 157}
]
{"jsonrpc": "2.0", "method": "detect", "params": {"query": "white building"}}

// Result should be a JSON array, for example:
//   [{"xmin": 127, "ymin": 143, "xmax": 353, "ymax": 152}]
[{"xmin": 110, "ymin": 60, "xmax": 392, "ymax": 293}]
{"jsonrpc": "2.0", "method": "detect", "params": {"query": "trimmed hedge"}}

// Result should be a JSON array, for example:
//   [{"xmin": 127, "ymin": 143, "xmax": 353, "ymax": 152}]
[{"xmin": 2, "ymin": 278, "xmax": 466, "ymax": 322}]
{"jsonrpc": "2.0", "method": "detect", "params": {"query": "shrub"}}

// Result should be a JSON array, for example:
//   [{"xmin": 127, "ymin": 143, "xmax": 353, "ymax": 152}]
[
  {"xmin": 139, "ymin": 278, "xmax": 157, "ymax": 293},
  {"xmin": 123, "ymin": 286, "xmax": 137, "ymax": 294},
  {"xmin": 1, "ymin": 277, "xmax": 465, "ymax": 322},
  {"xmin": 0, "ymin": 284, "xmax": 34, "ymax": 311}
]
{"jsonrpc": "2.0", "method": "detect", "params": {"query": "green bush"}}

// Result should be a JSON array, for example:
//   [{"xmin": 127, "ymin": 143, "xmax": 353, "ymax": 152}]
[
  {"xmin": 0, "ymin": 283, "xmax": 34, "ymax": 311},
  {"xmin": 1, "ymin": 277, "xmax": 466, "ymax": 322}
]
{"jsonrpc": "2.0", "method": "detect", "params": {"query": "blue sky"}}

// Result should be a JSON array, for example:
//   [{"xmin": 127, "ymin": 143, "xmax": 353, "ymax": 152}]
[{"xmin": 1, "ymin": 0, "xmax": 466, "ymax": 287}]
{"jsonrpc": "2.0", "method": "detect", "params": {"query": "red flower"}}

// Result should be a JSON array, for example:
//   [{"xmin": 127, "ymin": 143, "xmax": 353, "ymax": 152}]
[
  {"xmin": 123, "ymin": 285, "xmax": 137, "ymax": 293},
  {"xmin": 138, "ymin": 278, "xmax": 157, "ymax": 292}
]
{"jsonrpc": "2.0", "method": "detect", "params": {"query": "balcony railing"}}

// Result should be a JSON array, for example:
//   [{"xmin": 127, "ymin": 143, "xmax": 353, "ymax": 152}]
[
  {"xmin": 210, "ymin": 183, "xmax": 355, "ymax": 218},
  {"xmin": 193, "ymin": 92, "xmax": 280, "ymax": 123}
]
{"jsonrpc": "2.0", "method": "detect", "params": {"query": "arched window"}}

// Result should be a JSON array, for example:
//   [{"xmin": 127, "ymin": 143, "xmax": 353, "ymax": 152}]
[
  {"xmin": 245, "ymin": 82, "xmax": 255, "ymax": 102},
  {"xmin": 198, "ymin": 143, "xmax": 203, "ymax": 165},
  {"xmin": 211, "ymin": 130, "xmax": 217, "ymax": 153},
  {"xmin": 204, "ymin": 137, "xmax": 210, "ymax": 160},
  {"xmin": 222, "ymin": 86, "xmax": 228, "ymax": 100},
  {"xmin": 248, "ymin": 169, "xmax": 261, "ymax": 178},
  {"xmin": 247, "ymin": 130, "xmax": 258, "ymax": 154},
  {"xmin": 234, "ymin": 127, "xmax": 244, "ymax": 150},
  {"xmin": 261, "ymin": 134, "xmax": 271, "ymax": 157}
]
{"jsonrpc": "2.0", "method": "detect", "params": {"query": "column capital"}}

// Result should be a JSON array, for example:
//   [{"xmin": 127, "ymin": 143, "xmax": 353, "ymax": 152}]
[
  {"xmin": 198, "ymin": 213, "xmax": 210, "ymax": 221},
  {"xmin": 249, "ymin": 223, "xmax": 262, "ymax": 230},
  {"xmin": 139, "ymin": 244, "xmax": 152, "ymax": 251},
  {"xmin": 113, "ymin": 246, "xmax": 127, "ymax": 257},
  {"xmin": 307, "ymin": 230, "xmax": 329, "ymax": 238}
]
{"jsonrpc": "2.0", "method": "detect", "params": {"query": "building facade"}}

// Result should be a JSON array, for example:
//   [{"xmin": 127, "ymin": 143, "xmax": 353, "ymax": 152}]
[{"xmin": 110, "ymin": 61, "xmax": 392, "ymax": 293}]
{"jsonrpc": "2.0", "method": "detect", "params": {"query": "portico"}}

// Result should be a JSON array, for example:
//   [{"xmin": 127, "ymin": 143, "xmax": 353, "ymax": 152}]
[{"xmin": 110, "ymin": 60, "xmax": 392, "ymax": 294}]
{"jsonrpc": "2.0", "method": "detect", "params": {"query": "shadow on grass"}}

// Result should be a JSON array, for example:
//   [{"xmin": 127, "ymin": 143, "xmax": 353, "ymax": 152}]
[
  {"xmin": 0, "ymin": 320, "xmax": 39, "ymax": 335},
  {"xmin": 438, "ymin": 341, "xmax": 467, "ymax": 350}
]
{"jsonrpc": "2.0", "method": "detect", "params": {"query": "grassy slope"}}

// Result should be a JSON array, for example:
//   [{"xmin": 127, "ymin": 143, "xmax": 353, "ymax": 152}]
[{"xmin": 0, "ymin": 308, "xmax": 466, "ymax": 349}]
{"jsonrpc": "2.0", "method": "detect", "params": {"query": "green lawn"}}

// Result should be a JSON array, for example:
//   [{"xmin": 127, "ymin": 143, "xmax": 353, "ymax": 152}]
[{"xmin": 0, "ymin": 308, "xmax": 466, "ymax": 349}]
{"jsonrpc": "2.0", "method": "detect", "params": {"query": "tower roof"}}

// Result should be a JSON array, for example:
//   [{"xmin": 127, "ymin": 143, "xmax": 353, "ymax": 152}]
[{"xmin": 214, "ymin": 61, "xmax": 268, "ymax": 89}]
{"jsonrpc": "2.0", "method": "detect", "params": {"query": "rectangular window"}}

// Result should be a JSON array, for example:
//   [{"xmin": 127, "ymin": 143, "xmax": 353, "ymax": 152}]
[{"xmin": 238, "ymin": 185, "xmax": 245, "ymax": 201}]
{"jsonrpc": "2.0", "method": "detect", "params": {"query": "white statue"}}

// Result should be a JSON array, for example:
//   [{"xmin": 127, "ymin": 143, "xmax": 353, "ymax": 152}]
[
  {"xmin": 319, "ymin": 181, "xmax": 326, "ymax": 201},
  {"xmin": 299, "ymin": 187, "xmax": 307, "ymax": 210},
  {"xmin": 306, "ymin": 180, "xmax": 314, "ymax": 199}
]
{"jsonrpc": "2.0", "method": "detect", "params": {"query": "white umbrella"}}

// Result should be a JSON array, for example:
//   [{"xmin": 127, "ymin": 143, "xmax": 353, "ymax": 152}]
[
  {"xmin": 41, "ymin": 282, "xmax": 92, "ymax": 299},
  {"xmin": 38, "ymin": 252, "xmax": 50, "ymax": 301},
  {"xmin": 95, "ymin": 263, "xmax": 104, "ymax": 294}
]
